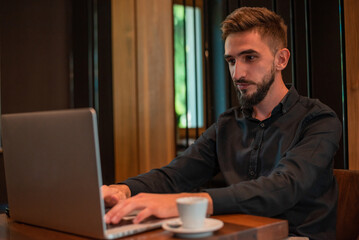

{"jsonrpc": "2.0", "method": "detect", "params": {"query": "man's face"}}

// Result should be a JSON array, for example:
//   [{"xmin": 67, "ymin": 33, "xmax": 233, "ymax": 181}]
[{"xmin": 224, "ymin": 30, "xmax": 276, "ymax": 108}]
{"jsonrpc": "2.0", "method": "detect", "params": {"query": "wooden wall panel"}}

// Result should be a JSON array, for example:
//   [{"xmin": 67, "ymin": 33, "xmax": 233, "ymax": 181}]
[
  {"xmin": 136, "ymin": 0, "xmax": 175, "ymax": 173},
  {"xmin": 1, "ymin": 0, "xmax": 71, "ymax": 114},
  {"xmin": 112, "ymin": 0, "xmax": 139, "ymax": 182},
  {"xmin": 112, "ymin": 0, "xmax": 175, "ymax": 181},
  {"xmin": 344, "ymin": 0, "xmax": 359, "ymax": 170}
]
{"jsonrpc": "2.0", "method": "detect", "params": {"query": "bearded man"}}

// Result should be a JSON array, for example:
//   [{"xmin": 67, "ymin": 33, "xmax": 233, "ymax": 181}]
[{"xmin": 102, "ymin": 7, "xmax": 342, "ymax": 240}]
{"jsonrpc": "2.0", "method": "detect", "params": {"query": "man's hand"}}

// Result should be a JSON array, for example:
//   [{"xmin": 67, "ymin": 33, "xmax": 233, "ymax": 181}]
[
  {"xmin": 101, "ymin": 184, "xmax": 131, "ymax": 208},
  {"xmin": 104, "ymin": 192, "xmax": 213, "ymax": 225}
]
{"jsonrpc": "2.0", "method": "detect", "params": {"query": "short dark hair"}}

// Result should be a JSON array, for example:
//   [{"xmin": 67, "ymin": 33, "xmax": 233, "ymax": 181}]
[{"xmin": 221, "ymin": 7, "xmax": 287, "ymax": 53}]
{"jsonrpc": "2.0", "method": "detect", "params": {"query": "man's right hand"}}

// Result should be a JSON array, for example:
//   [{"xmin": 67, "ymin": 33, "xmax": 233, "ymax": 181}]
[{"xmin": 101, "ymin": 184, "xmax": 131, "ymax": 207}]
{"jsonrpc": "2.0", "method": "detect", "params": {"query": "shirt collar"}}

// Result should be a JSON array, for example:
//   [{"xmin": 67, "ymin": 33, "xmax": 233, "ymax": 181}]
[
  {"xmin": 281, "ymin": 86, "xmax": 300, "ymax": 114},
  {"xmin": 239, "ymin": 86, "xmax": 300, "ymax": 119}
]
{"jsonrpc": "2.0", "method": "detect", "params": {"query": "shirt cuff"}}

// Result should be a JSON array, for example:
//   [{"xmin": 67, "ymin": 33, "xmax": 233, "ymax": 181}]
[{"xmin": 203, "ymin": 187, "xmax": 240, "ymax": 215}]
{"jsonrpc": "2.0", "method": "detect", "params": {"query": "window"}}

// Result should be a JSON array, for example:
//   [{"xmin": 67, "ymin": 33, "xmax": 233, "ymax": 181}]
[{"xmin": 173, "ymin": 1, "xmax": 205, "ymax": 151}]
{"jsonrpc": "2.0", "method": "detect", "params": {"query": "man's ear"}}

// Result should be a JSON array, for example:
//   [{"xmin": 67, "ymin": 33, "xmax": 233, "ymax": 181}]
[{"xmin": 275, "ymin": 48, "xmax": 290, "ymax": 71}]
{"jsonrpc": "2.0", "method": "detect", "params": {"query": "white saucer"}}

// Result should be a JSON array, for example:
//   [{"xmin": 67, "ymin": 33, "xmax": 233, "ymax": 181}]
[{"xmin": 162, "ymin": 218, "xmax": 224, "ymax": 238}]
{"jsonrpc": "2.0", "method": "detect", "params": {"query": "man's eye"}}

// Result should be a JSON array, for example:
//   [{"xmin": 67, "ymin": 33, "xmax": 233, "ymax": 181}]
[
  {"xmin": 245, "ymin": 55, "xmax": 256, "ymax": 61},
  {"xmin": 226, "ymin": 59, "xmax": 235, "ymax": 65}
]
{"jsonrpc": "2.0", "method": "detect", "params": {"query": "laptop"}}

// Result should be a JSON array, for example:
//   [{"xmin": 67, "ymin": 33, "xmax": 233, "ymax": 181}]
[{"xmin": 1, "ymin": 108, "xmax": 170, "ymax": 239}]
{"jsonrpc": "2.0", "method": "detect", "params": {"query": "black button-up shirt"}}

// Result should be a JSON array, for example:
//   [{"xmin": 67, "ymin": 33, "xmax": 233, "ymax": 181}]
[{"xmin": 123, "ymin": 87, "xmax": 342, "ymax": 240}]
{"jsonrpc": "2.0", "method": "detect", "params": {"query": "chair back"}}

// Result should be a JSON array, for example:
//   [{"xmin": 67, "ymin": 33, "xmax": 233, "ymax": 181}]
[{"xmin": 334, "ymin": 169, "xmax": 359, "ymax": 240}]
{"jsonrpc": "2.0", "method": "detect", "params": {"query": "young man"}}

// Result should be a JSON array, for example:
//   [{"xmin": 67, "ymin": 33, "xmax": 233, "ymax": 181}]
[{"xmin": 102, "ymin": 7, "xmax": 341, "ymax": 239}]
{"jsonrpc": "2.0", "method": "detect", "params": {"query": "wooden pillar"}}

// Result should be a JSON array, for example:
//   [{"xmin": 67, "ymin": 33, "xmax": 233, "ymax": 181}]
[
  {"xmin": 111, "ymin": 0, "xmax": 175, "ymax": 181},
  {"xmin": 344, "ymin": 0, "xmax": 359, "ymax": 170}
]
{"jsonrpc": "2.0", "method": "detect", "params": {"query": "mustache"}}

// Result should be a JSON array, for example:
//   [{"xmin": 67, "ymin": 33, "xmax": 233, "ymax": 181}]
[{"xmin": 234, "ymin": 78, "xmax": 256, "ymax": 85}]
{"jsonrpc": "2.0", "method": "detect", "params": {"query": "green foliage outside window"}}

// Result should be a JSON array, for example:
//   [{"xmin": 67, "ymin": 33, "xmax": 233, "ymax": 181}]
[
  {"xmin": 173, "ymin": 4, "xmax": 204, "ymax": 129},
  {"xmin": 173, "ymin": 5, "xmax": 187, "ymax": 128}
]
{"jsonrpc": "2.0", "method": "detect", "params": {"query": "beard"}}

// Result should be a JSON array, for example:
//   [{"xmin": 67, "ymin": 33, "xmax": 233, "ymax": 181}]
[{"xmin": 236, "ymin": 65, "xmax": 275, "ymax": 109}]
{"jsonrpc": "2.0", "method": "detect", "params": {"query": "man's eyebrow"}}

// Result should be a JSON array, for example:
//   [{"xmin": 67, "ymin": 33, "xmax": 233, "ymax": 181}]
[{"xmin": 224, "ymin": 49, "xmax": 259, "ymax": 59}]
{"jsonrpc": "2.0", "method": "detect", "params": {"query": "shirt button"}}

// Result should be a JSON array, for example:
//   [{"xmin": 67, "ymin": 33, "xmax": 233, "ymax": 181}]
[{"xmin": 260, "ymin": 123, "xmax": 265, "ymax": 128}]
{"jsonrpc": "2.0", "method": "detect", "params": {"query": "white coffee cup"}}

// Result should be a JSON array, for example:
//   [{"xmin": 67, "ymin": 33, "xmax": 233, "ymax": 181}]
[{"xmin": 176, "ymin": 197, "xmax": 208, "ymax": 229}]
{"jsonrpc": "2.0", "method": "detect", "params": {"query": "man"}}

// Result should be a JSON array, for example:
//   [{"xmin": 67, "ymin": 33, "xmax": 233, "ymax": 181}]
[{"xmin": 103, "ymin": 7, "xmax": 341, "ymax": 239}]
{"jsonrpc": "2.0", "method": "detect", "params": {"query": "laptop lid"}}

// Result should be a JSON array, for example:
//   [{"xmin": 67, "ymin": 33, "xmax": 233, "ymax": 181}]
[{"xmin": 2, "ymin": 108, "xmax": 107, "ymax": 239}]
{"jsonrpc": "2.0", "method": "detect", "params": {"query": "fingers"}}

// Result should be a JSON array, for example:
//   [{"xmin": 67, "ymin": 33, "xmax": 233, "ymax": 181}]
[
  {"xmin": 105, "ymin": 195, "xmax": 119, "ymax": 208},
  {"xmin": 105, "ymin": 194, "xmax": 155, "ymax": 224},
  {"xmin": 104, "ymin": 193, "xmax": 181, "ymax": 225},
  {"xmin": 105, "ymin": 198, "xmax": 141, "ymax": 224},
  {"xmin": 101, "ymin": 185, "xmax": 119, "ymax": 207},
  {"xmin": 133, "ymin": 208, "xmax": 152, "ymax": 224},
  {"xmin": 101, "ymin": 185, "xmax": 111, "ymax": 198},
  {"xmin": 101, "ymin": 185, "xmax": 129, "ymax": 207}
]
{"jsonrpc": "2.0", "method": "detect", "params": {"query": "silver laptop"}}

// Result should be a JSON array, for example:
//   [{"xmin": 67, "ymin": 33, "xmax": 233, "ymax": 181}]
[{"xmin": 1, "ymin": 108, "xmax": 169, "ymax": 239}]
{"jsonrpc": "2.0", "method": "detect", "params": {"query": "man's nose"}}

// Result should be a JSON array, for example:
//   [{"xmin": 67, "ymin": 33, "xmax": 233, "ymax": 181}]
[{"xmin": 231, "ymin": 62, "xmax": 246, "ymax": 80}]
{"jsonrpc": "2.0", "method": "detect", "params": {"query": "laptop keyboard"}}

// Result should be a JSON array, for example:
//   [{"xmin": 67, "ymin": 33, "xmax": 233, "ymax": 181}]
[
  {"xmin": 106, "ymin": 219, "xmax": 134, "ymax": 229},
  {"xmin": 106, "ymin": 216, "xmax": 163, "ymax": 230}
]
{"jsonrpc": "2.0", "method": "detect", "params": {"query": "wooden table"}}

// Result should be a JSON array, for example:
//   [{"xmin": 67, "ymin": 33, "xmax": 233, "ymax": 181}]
[{"xmin": 0, "ymin": 213, "xmax": 288, "ymax": 240}]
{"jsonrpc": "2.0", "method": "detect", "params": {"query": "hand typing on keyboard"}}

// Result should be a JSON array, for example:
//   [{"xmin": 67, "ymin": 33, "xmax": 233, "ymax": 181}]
[
  {"xmin": 101, "ymin": 184, "xmax": 131, "ymax": 207},
  {"xmin": 102, "ymin": 191, "xmax": 213, "ymax": 225}
]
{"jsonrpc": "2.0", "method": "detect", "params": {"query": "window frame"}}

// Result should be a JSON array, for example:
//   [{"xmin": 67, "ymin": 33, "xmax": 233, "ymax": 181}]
[{"xmin": 173, "ymin": 0, "xmax": 207, "ymax": 142}]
